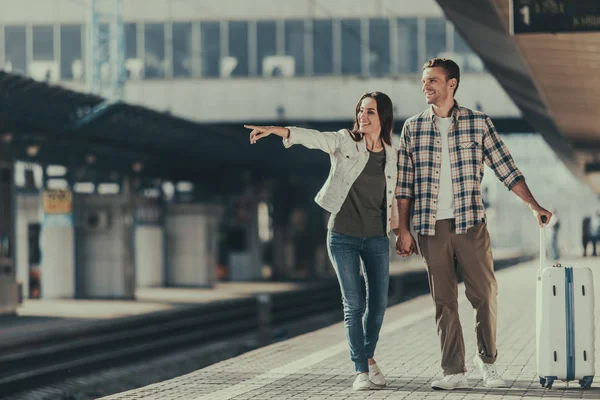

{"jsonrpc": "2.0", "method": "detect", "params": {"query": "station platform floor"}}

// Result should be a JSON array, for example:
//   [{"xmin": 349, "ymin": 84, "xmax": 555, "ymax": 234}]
[
  {"xmin": 97, "ymin": 256, "xmax": 600, "ymax": 400},
  {"xmin": 0, "ymin": 249, "xmax": 527, "ymax": 350}
]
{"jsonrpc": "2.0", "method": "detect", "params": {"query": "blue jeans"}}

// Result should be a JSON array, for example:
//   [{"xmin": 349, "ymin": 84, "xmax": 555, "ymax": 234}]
[{"xmin": 327, "ymin": 231, "xmax": 390, "ymax": 373}]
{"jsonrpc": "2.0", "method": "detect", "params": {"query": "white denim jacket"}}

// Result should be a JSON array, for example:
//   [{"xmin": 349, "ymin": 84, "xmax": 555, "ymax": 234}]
[{"xmin": 283, "ymin": 127, "xmax": 399, "ymax": 235}]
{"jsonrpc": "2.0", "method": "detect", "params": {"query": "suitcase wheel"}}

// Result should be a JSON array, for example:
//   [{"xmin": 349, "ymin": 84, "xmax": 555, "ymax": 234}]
[
  {"xmin": 540, "ymin": 376, "xmax": 556, "ymax": 389},
  {"xmin": 579, "ymin": 376, "xmax": 593, "ymax": 389}
]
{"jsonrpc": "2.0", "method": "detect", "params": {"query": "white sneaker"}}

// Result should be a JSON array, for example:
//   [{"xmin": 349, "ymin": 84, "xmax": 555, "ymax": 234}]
[
  {"xmin": 431, "ymin": 373, "xmax": 469, "ymax": 390},
  {"xmin": 473, "ymin": 355, "xmax": 506, "ymax": 388},
  {"xmin": 368, "ymin": 363, "xmax": 386, "ymax": 388},
  {"xmin": 353, "ymin": 373, "xmax": 371, "ymax": 391}
]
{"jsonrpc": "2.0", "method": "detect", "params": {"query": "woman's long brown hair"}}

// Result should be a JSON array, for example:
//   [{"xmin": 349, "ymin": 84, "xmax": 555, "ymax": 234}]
[{"xmin": 349, "ymin": 91, "xmax": 393, "ymax": 146}]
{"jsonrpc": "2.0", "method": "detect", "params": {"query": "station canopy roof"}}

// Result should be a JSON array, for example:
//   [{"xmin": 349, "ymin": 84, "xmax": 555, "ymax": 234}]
[{"xmin": 0, "ymin": 70, "xmax": 533, "ymax": 184}]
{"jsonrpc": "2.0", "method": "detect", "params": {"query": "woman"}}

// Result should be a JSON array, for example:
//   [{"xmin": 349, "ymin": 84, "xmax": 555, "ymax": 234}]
[{"xmin": 244, "ymin": 91, "xmax": 398, "ymax": 391}]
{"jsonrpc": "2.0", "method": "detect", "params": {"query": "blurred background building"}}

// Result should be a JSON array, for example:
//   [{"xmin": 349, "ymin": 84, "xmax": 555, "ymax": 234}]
[
  {"xmin": 0, "ymin": 0, "xmax": 598, "ymax": 292},
  {"xmin": 1, "ymin": 0, "xmax": 512, "ymax": 120}
]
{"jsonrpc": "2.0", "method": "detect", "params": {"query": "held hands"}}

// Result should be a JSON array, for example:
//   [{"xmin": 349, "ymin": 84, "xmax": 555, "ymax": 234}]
[
  {"xmin": 244, "ymin": 125, "xmax": 289, "ymax": 144},
  {"xmin": 395, "ymin": 229, "xmax": 419, "ymax": 257}
]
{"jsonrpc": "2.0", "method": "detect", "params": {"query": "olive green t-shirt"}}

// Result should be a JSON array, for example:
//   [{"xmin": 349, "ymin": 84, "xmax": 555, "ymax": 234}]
[{"xmin": 332, "ymin": 149, "xmax": 386, "ymax": 237}]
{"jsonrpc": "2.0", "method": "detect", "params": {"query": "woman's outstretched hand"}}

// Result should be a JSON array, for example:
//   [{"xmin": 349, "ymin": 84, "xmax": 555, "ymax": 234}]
[{"xmin": 244, "ymin": 125, "xmax": 289, "ymax": 144}]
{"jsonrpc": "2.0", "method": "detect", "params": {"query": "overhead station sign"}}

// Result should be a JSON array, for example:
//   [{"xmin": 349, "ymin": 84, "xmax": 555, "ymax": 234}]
[
  {"xmin": 510, "ymin": 0, "xmax": 600, "ymax": 35},
  {"xmin": 43, "ymin": 189, "xmax": 73, "ymax": 214}
]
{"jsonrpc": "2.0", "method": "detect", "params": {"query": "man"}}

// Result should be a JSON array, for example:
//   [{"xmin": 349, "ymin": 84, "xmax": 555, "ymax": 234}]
[
  {"xmin": 589, "ymin": 210, "xmax": 600, "ymax": 256},
  {"xmin": 395, "ymin": 58, "xmax": 551, "ymax": 390},
  {"xmin": 548, "ymin": 209, "xmax": 560, "ymax": 260},
  {"xmin": 582, "ymin": 216, "xmax": 593, "ymax": 256}
]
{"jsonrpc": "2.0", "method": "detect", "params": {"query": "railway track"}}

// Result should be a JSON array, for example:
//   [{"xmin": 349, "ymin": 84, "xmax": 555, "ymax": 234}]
[{"xmin": 0, "ymin": 279, "xmax": 352, "ymax": 398}]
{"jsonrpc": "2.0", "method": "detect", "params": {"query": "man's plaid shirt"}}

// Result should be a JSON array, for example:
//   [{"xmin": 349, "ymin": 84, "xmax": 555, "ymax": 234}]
[{"xmin": 395, "ymin": 103, "xmax": 524, "ymax": 236}]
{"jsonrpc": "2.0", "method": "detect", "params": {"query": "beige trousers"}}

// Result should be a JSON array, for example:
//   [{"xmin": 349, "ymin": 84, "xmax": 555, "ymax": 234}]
[{"xmin": 418, "ymin": 219, "xmax": 498, "ymax": 375}]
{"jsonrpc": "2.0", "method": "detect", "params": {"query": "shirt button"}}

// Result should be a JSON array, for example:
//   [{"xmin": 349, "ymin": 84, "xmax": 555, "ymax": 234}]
[
  {"xmin": 389, "ymin": 204, "xmax": 392, "ymax": 208},
  {"xmin": 387, "ymin": 175, "xmax": 391, "ymax": 179},
  {"xmin": 388, "ymin": 190, "xmax": 392, "ymax": 194}
]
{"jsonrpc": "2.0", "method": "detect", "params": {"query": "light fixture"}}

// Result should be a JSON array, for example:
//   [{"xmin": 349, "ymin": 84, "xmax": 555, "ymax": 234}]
[
  {"xmin": 143, "ymin": 188, "xmax": 160, "ymax": 198},
  {"xmin": 26, "ymin": 144, "xmax": 40, "ymax": 157},
  {"xmin": 1, "ymin": 133, "xmax": 13, "ymax": 143},
  {"xmin": 74, "ymin": 182, "xmax": 95, "ymax": 194},
  {"xmin": 97, "ymin": 183, "xmax": 120, "ymax": 195},
  {"xmin": 132, "ymin": 161, "xmax": 144, "ymax": 173},
  {"xmin": 47, "ymin": 178, "xmax": 69, "ymax": 190},
  {"xmin": 162, "ymin": 181, "xmax": 175, "ymax": 201},
  {"xmin": 176, "ymin": 181, "xmax": 193, "ymax": 193},
  {"xmin": 46, "ymin": 165, "xmax": 67, "ymax": 177}
]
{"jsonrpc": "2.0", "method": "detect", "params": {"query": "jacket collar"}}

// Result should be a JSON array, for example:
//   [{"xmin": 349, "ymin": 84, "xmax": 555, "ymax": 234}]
[{"xmin": 383, "ymin": 140, "xmax": 396, "ymax": 163}]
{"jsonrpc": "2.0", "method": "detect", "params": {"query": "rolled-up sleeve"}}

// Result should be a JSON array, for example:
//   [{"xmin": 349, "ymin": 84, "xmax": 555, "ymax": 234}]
[
  {"xmin": 390, "ymin": 196, "xmax": 400, "ymax": 231},
  {"xmin": 482, "ymin": 116, "xmax": 524, "ymax": 190},
  {"xmin": 283, "ymin": 127, "xmax": 345, "ymax": 154},
  {"xmin": 395, "ymin": 122, "xmax": 414, "ymax": 200}
]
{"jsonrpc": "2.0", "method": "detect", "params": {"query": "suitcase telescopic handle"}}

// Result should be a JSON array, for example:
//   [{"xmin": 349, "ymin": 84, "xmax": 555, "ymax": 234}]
[{"xmin": 540, "ymin": 215, "xmax": 548, "ymax": 272}]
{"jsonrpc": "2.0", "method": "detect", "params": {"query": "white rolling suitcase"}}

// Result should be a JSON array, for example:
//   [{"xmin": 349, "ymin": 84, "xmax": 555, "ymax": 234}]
[{"xmin": 536, "ymin": 216, "xmax": 595, "ymax": 389}]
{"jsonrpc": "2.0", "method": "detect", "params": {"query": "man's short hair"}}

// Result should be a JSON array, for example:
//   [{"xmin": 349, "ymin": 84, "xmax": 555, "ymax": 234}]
[{"xmin": 423, "ymin": 58, "xmax": 460, "ymax": 95}]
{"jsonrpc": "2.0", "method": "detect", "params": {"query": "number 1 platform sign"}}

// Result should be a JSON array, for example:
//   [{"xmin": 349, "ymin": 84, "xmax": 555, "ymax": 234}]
[{"xmin": 510, "ymin": 0, "xmax": 600, "ymax": 35}]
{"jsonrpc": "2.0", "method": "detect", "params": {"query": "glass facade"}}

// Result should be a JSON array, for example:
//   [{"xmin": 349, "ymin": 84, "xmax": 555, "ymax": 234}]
[
  {"xmin": 312, "ymin": 20, "xmax": 333, "ymax": 76},
  {"xmin": 284, "ymin": 20, "xmax": 305, "ymax": 76},
  {"xmin": 256, "ymin": 21, "xmax": 276, "ymax": 76},
  {"xmin": 124, "ymin": 23, "xmax": 140, "ymax": 79},
  {"xmin": 32, "ymin": 25, "xmax": 54, "ymax": 61},
  {"xmin": 425, "ymin": 18, "xmax": 446, "ymax": 62},
  {"xmin": 60, "ymin": 25, "xmax": 83, "ymax": 80},
  {"xmin": 340, "ymin": 19, "xmax": 361, "ymax": 76},
  {"xmin": 1, "ymin": 17, "xmax": 482, "ymax": 81},
  {"xmin": 172, "ymin": 23, "xmax": 192, "ymax": 77},
  {"xmin": 144, "ymin": 23, "xmax": 166, "ymax": 78},
  {"xmin": 369, "ymin": 19, "xmax": 390, "ymax": 75},
  {"xmin": 228, "ymin": 21, "xmax": 249, "ymax": 77},
  {"xmin": 200, "ymin": 21, "xmax": 220, "ymax": 78},
  {"xmin": 397, "ymin": 18, "xmax": 419, "ymax": 73},
  {"xmin": 125, "ymin": 23, "xmax": 137, "ymax": 59},
  {"xmin": 4, "ymin": 26, "xmax": 26, "ymax": 75}
]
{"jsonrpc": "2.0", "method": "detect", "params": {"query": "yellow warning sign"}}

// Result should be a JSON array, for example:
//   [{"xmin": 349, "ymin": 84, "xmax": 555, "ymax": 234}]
[{"xmin": 43, "ymin": 189, "xmax": 73, "ymax": 214}]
